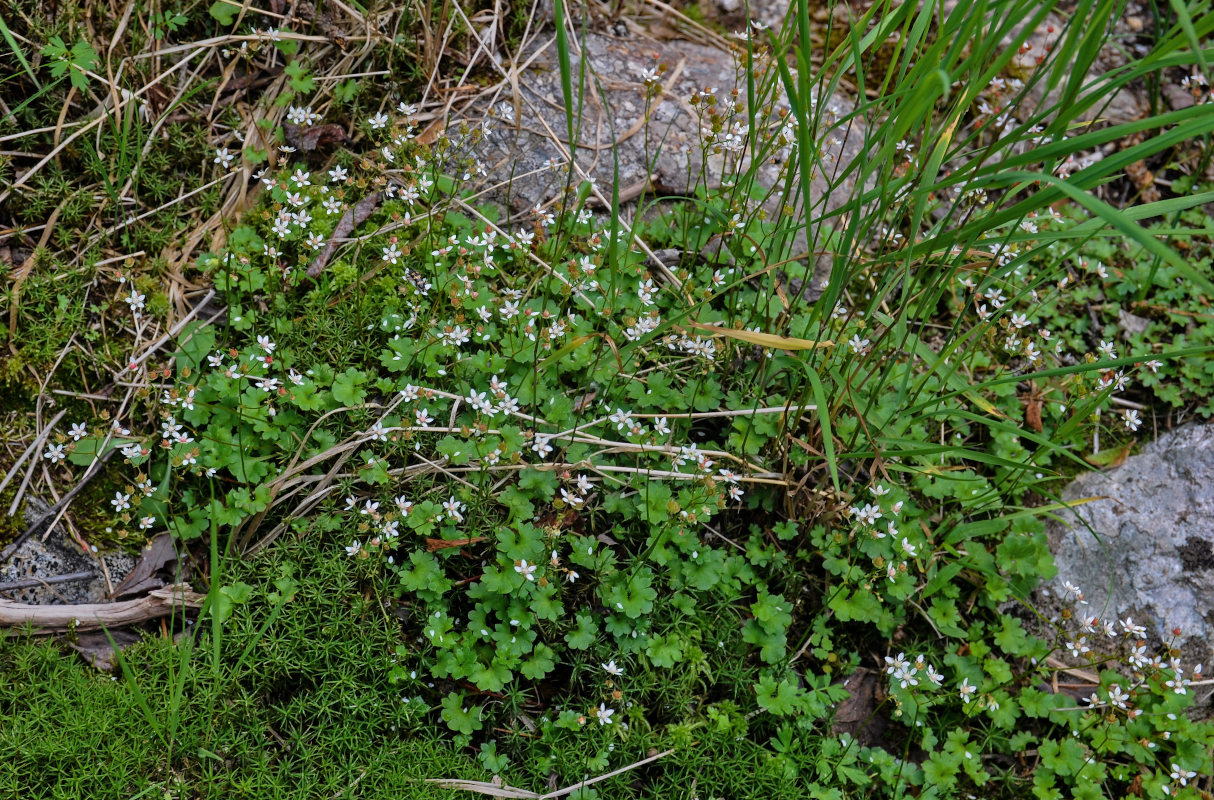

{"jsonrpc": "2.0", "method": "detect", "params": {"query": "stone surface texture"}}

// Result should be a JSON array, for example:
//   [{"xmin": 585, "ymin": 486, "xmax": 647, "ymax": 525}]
[
  {"xmin": 1047, "ymin": 425, "xmax": 1214, "ymax": 666},
  {"xmin": 456, "ymin": 31, "xmax": 863, "ymax": 231},
  {"xmin": 1, "ymin": 497, "xmax": 134, "ymax": 605}
]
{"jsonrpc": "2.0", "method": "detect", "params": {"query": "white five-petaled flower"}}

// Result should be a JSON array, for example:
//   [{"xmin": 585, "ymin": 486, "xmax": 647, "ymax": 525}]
[
  {"xmin": 1170, "ymin": 763, "xmax": 1197, "ymax": 787},
  {"xmin": 214, "ymin": 147, "xmax": 235, "ymax": 169},
  {"xmin": 442, "ymin": 496, "xmax": 465, "ymax": 522},
  {"xmin": 602, "ymin": 660, "xmax": 624, "ymax": 676},
  {"xmin": 43, "ymin": 443, "xmax": 66, "ymax": 463},
  {"xmin": 852, "ymin": 503, "xmax": 882, "ymax": 526},
  {"xmin": 368, "ymin": 111, "xmax": 390, "ymax": 129},
  {"xmin": 329, "ymin": 165, "xmax": 348, "ymax": 182},
  {"xmin": 345, "ymin": 540, "xmax": 362, "ymax": 557},
  {"xmin": 514, "ymin": 559, "xmax": 537, "ymax": 582},
  {"xmin": 958, "ymin": 677, "xmax": 976, "ymax": 701},
  {"xmin": 595, "ymin": 703, "xmax": 615, "ymax": 725},
  {"xmin": 111, "ymin": 491, "xmax": 132, "ymax": 511}
]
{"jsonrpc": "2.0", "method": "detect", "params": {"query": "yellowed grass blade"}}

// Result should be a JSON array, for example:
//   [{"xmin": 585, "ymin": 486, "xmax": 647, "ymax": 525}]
[{"xmin": 685, "ymin": 322, "xmax": 833, "ymax": 351}]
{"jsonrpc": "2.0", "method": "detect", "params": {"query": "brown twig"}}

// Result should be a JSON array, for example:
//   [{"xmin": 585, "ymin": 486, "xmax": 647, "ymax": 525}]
[
  {"xmin": 0, "ymin": 571, "xmax": 96, "ymax": 594},
  {"xmin": 0, "ymin": 583, "xmax": 204, "ymax": 634}
]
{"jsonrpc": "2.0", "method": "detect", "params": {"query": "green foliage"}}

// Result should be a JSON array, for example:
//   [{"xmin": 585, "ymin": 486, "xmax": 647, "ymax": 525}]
[
  {"xmin": 7, "ymin": 0, "xmax": 1214, "ymax": 797},
  {"xmin": 40, "ymin": 35, "xmax": 97, "ymax": 89}
]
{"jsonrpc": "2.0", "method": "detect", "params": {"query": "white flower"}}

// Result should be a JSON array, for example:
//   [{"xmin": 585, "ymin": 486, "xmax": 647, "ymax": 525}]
[
  {"xmin": 214, "ymin": 147, "xmax": 235, "ymax": 169},
  {"xmin": 958, "ymin": 678, "xmax": 976, "ymax": 701},
  {"xmin": 1170, "ymin": 763, "xmax": 1197, "ymax": 787},
  {"xmin": 848, "ymin": 334, "xmax": 871, "ymax": 354},
  {"xmin": 68, "ymin": 422, "xmax": 88, "ymax": 441},
  {"xmin": 345, "ymin": 540, "xmax": 362, "ymax": 557},
  {"xmin": 1097, "ymin": 340, "xmax": 1117, "ymax": 360},
  {"xmin": 329, "ymin": 165, "xmax": 348, "ymax": 182},
  {"xmin": 653, "ymin": 416, "xmax": 671, "ymax": 436},
  {"xmin": 43, "ymin": 443, "xmax": 66, "ymax": 463},
  {"xmin": 602, "ymin": 660, "xmax": 624, "ymax": 676},
  {"xmin": 368, "ymin": 111, "xmax": 389, "ymax": 129},
  {"xmin": 256, "ymin": 335, "xmax": 276, "ymax": 353},
  {"xmin": 1123, "ymin": 410, "xmax": 1141, "ymax": 432},
  {"xmin": 1066, "ymin": 637, "xmax": 1091, "ymax": 658},
  {"xmin": 532, "ymin": 434, "xmax": 553, "ymax": 458},
  {"xmin": 1120, "ymin": 617, "xmax": 1146, "ymax": 638},
  {"xmin": 139, "ymin": 516, "xmax": 156, "ymax": 530},
  {"xmin": 852, "ymin": 503, "xmax": 882, "ymax": 526},
  {"xmin": 595, "ymin": 703, "xmax": 615, "ymax": 725},
  {"xmin": 514, "ymin": 559, "xmax": 537, "ymax": 581},
  {"xmin": 442, "ymin": 496, "xmax": 465, "ymax": 522},
  {"xmin": 901, "ymin": 538, "xmax": 917, "ymax": 556},
  {"xmin": 111, "ymin": 492, "xmax": 132, "ymax": 511}
]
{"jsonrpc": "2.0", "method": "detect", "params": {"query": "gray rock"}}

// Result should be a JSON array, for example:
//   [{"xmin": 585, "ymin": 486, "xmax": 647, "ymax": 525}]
[
  {"xmin": 453, "ymin": 31, "xmax": 864, "ymax": 286},
  {"xmin": 1, "ymin": 496, "xmax": 135, "ymax": 606},
  {"xmin": 1047, "ymin": 425, "xmax": 1214, "ymax": 667}
]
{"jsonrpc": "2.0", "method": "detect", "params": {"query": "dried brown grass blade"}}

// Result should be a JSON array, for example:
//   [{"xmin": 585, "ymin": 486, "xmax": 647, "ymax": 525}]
[{"xmin": 428, "ymin": 748, "xmax": 674, "ymax": 799}]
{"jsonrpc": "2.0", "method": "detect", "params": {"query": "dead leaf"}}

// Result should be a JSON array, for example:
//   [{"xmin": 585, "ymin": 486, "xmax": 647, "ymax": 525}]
[
  {"xmin": 1084, "ymin": 442, "xmax": 1133, "ymax": 469},
  {"xmin": 415, "ymin": 116, "xmax": 446, "ymax": 146},
  {"xmin": 69, "ymin": 629, "xmax": 142, "ymax": 671},
  {"xmin": 307, "ymin": 191, "xmax": 383, "ymax": 277},
  {"xmin": 426, "ymin": 536, "xmax": 488, "ymax": 552},
  {"xmin": 109, "ymin": 533, "xmax": 179, "ymax": 598},
  {"xmin": 1024, "ymin": 396, "xmax": 1044, "ymax": 433},
  {"xmin": 1117, "ymin": 307, "xmax": 1150, "ymax": 337},
  {"xmin": 283, "ymin": 123, "xmax": 350, "ymax": 153}
]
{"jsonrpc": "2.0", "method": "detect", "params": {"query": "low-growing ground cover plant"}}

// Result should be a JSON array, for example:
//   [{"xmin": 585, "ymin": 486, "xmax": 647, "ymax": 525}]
[{"xmin": 2, "ymin": 0, "xmax": 1214, "ymax": 797}]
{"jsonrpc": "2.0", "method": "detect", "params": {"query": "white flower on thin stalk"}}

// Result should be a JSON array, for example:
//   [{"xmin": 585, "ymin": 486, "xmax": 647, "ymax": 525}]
[
  {"xmin": 514, "ymin": 559, "xmax": 537, "ymax": 582},
  {"xmin": 43, "ymin": 444, "xmax": 66, "ymax": 464},
  {"xmin": 442, "ymin": 496, "xmax": 465, "ymax": 523}
]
